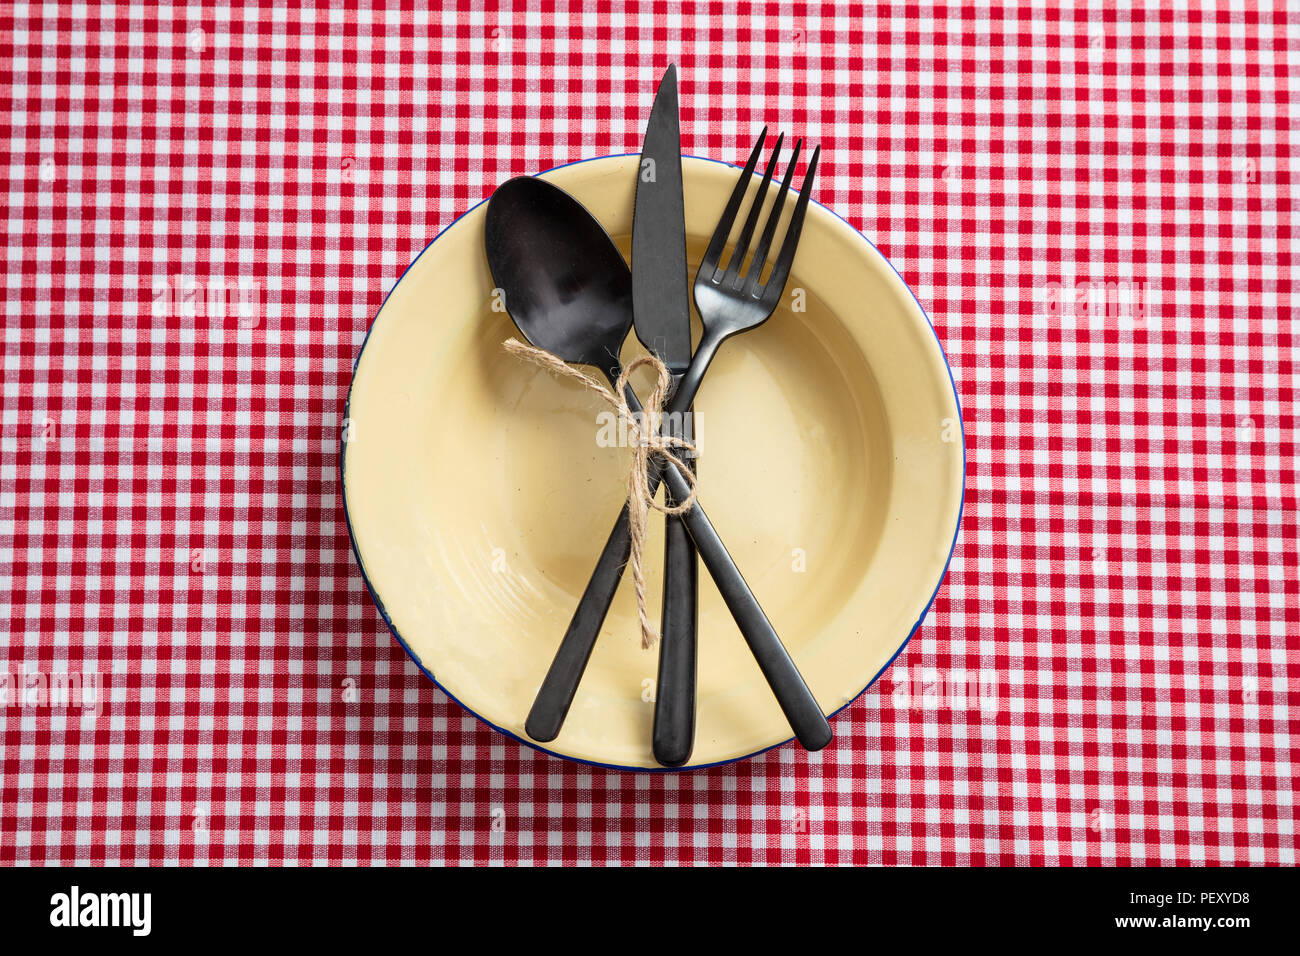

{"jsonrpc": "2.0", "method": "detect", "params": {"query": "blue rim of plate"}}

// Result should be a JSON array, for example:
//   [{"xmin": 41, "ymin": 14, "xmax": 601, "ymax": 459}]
[{"xmin": 340, "ymin": 152, "xmax": 966, "ymax": 773}]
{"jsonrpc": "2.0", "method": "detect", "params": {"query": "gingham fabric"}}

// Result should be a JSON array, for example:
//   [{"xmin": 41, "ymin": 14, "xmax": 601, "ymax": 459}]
[{"xmin": 1, "ymin": 1, "xmax": 1295, "ymax": 866}]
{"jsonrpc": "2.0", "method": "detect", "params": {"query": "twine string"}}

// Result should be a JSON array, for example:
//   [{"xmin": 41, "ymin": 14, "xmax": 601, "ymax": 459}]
[{"xmin": 504, "ymin": 337, "xmax": 697, "ymax": 648}]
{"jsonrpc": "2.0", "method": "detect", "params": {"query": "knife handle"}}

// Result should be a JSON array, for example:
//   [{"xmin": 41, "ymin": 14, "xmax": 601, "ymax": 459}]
[{"xmin": 652, "ymin": 413, "xmax": 698, "ymax": 767}]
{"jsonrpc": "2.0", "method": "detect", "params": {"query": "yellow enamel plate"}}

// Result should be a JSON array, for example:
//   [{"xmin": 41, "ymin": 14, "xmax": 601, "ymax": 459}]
[{"xmin": 343, "ymin": 155, "xmax": 964, "ymax": 769}]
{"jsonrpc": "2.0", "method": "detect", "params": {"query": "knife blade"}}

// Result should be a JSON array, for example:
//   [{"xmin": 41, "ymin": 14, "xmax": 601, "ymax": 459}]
[
  {"xmin": 632, "ymin": 64, "xmax": 692, "ymax": 372},
  {"xmin": 632, "ymin": 64, "xmax": 698, "ymax": 767}
]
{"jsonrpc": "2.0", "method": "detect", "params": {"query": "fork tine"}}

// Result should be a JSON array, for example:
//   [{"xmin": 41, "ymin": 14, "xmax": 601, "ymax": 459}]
[
  {"xmin": 699, "ymin": 127, "xmax": 767, "ymax": 277},
  {"xmin": 761, "ymin": 144, "xmax": 819, "ymax": 302},
  {"xmin": 742, "ymin": 137, "xmax": 802, "ymax": 296},
  {"xmin": 722, "ymin": 133, "xmax": 784, "ymax": 287}
]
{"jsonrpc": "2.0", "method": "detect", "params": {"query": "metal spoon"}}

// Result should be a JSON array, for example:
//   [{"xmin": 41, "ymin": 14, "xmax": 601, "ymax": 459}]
[{"xmin": 484, "ymin": 175, "xmax": 831, "ymax": 755}]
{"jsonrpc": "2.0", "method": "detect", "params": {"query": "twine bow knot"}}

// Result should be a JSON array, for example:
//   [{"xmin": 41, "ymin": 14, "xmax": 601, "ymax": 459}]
[{"xmin": 504, "ymin": 337, "xmax": 697, "ymax": 648}]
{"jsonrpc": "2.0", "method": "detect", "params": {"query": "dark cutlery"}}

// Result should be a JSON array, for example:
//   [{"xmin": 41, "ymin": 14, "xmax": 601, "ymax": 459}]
[{"xmin": 488, "ymin": 130, "xmax": 830, "ymax": 755}]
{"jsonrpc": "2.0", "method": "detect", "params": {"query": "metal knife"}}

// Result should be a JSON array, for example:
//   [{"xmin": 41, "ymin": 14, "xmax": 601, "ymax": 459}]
[{"xmin": 631, "ymin": 64, "xmax": 698, "ymax": 767}]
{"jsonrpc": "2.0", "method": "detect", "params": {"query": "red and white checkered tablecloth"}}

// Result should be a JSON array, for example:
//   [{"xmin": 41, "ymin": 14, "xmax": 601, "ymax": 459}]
[{"xmin": 0, "ymin": 1, "xmax": 1295, "ymax": 867}]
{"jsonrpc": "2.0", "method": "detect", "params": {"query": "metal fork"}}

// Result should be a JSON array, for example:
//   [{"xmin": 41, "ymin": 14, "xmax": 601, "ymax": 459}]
[{"xmin": 525, "ymin": 130, "xmax": 828, "ymax": 756}]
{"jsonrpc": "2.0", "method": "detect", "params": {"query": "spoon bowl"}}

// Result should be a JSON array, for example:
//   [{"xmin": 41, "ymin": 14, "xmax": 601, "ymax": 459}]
[{"xmin": 484, "ymin": 177, "xmax": 633, "ymax": 376}]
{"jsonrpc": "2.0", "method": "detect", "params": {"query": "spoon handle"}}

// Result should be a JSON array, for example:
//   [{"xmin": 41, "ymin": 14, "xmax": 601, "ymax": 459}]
[{"xmin": 524, "ymin": 499, "xmax": 636, "ymax": 743}]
